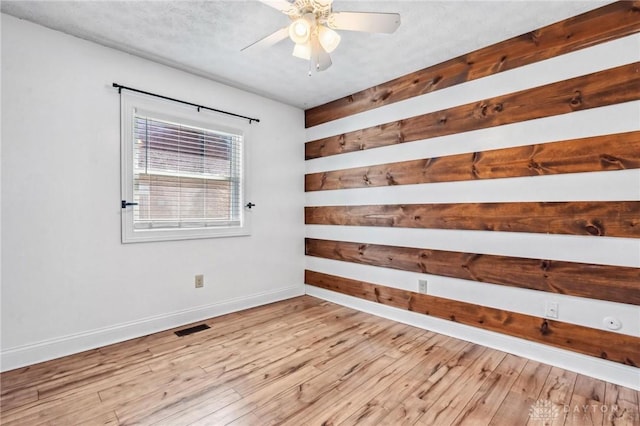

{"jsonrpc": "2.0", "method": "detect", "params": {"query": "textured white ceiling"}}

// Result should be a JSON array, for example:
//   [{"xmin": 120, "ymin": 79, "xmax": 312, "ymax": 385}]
[{"xmin": 1, "ymin": 0, "xmax": 611, "ymax": 109}]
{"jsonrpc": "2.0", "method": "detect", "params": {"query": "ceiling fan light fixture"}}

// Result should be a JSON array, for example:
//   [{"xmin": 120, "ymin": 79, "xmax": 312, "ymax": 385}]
[
  {"xmin": 292, "ymin": 41, "xmax": 312, "ymax": 60},
  {"xmin": 289, "ymin": 17, "xmax": 311, "ymax": 44},
  {"xmin": 318, "ymin": 25, "xmax": 341, "ymax": 53},
  {"xmin": 245, "ymin": 0, "xmax": 402, "ymax": 75}
]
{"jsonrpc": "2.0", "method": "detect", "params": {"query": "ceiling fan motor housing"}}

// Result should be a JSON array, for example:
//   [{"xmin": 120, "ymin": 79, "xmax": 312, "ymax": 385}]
[{"xmin": 291, "ymin": 0, "xmax": 332, "ymax": 22}]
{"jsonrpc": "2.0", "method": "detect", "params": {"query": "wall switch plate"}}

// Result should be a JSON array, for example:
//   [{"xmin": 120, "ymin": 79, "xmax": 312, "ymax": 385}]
[
  {"xmin": 418, "ymin": 279, "xmax": 428, "ymax": 294},
  {"xmin": 195, "ymin": 274, "xmax": 204, "ymax": 288},
  {"xmin": 545, "ymin": 301, "xmax": 559, "ymax": 319}
]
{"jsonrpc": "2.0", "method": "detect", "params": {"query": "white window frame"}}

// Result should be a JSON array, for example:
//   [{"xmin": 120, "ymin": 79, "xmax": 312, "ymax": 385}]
[{"xmin": 121, "ymin": 91, "xmax": 251, "ymax": 243}]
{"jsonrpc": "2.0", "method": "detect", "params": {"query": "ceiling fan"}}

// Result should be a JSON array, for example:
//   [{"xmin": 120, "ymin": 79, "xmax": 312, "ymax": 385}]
[{"xmin": 242, "ymin": 0, "xmax": 401, "ymax": 73}]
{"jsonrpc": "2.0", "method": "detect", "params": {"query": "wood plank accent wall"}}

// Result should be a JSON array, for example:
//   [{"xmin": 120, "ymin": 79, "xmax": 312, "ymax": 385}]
[
  {"xmin": 305, "ymin": 239, "xmax": 640, "ymax": 305},
  {"xmin": 304, "ymin": 270, "xmax": 640, "ymax": 367},
  {"xmin": 305, "ymin": 131, "xmax": 640, "ymax": 191},
  {"xmin": 304, "ymin": 2, "xmax": 640, "ymax": 370},
  {"xmin": 305, "ymin": 1, "xmax": 640, "ymax": 128},
  {"xmin": 305, "ymin": 201, "xmax": 640, "ymax": 238},
  {"xmin": 305, "ymin": 63, "xmax": 640, "ymax": 159}
]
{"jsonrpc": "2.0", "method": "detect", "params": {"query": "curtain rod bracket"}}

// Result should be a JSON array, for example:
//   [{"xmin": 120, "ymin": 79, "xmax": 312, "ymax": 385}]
[{"xmin": 112, "ymin": 83, "xmax": 260, "ymax": 124}]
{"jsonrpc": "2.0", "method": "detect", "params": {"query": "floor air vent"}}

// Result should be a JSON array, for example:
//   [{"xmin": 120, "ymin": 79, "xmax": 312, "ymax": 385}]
[{"xmin": 174, "ymin": 324, "xmax": 210, "ymax": 337}]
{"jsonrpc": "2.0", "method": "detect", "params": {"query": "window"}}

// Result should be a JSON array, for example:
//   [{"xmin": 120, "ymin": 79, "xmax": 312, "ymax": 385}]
[{"xmin": 121, "ymin": 91, "xmax": 250, "ymax": 243}]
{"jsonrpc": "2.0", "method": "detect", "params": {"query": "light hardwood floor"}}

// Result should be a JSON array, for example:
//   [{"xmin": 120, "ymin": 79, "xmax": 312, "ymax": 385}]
[{"xmin": 1, "ymin": 296, "xmax": 638, "ymax": 425}]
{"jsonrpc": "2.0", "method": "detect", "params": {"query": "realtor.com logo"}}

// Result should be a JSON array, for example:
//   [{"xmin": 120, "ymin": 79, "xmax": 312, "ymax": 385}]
[{"xmin": 529, "ymin": 399, "xmax": 632, "ymax": 423}]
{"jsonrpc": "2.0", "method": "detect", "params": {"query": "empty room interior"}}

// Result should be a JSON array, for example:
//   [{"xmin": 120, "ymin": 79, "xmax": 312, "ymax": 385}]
[{"xmin": 1, "ymin": 0, "xmax": 639, "ymax": 424}]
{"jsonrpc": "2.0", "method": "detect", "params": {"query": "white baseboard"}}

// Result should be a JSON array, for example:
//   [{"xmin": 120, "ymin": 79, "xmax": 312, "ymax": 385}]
[
  {"xmin": 1, "ymin": 285, "xmax": 304, "ymax": 372},
  {"xmin": 305, "ymin": 285, "xmax": 640, "ymax": 391}
]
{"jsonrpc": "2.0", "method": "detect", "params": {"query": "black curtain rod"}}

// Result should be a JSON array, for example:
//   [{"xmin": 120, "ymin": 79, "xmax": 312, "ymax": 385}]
[{"xmin": 112, "ymin": 83, "xmax": 260, "ymax": 124}]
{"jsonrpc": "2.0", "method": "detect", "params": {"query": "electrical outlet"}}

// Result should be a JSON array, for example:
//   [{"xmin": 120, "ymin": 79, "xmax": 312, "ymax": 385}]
[
  {"xmin": 418, "ymin": 279, "xmax": 428, "ymax": 294},
  {"xmin": 544, "ymin": 301, "xmax": 559, "ymax": 319},
  {"xmin": 195, "ymin": 274, "xmax": 204, "ymax": 288}
]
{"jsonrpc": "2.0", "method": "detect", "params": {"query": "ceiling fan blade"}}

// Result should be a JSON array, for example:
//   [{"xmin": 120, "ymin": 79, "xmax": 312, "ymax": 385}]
[
  {"xmin": 258, "ymin": 0, "xmax": 298, "ymax": 15},
  {"xmin": 327, "ymin": 12, "xmax": 401, "ymax": 33},
  {"xmin": 241, "ymin": 26, "xmax": 289, "ymax": 52},
  {"xmin": 311, "ymin": 36, "xmax": 332, "ymax": 71}
]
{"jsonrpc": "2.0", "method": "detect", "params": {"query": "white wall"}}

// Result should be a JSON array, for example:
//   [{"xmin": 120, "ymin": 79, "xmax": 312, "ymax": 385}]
[
  {"xmin": 1, "ymin": 14, "xmax": 305, "ymax": 371},
  {"xmin": 305, "ymin": 33, "xmax": 640, "ymax": 389}
]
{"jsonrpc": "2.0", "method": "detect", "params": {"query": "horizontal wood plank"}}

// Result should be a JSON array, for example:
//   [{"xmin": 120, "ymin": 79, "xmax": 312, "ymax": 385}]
[
  {"xmin": 305, "ymin": 131, "xmax": 640, "ymax": 191},
  {"xmin": 305, "ymin": 239, "xmax": 640, "ymax": 305},
  {"xmin": 304, "ymin": 270, "xmax": 640, "ymax": 367},
  {"xmin": 305, "ymin": 63, "xmax": 640, "ymax": 159},
  {"xmin": 304, "ymin": 201, "xmax": 640, "ymax": 238},
  {"xmin": 305, "ymin": 1, "xmax": 640, "ymax": 127}
]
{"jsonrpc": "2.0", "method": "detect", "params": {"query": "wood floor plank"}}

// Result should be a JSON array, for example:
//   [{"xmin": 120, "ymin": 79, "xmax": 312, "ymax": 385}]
[
  {"xmin": 79, "ymin": 410, "xmax": 119, "ymax": 426},
  {"xmin": 36, "ymin": 364, "xmax": 151, "ymax": 412},
  {"xmin": 58, "ymin": 379, "xmax": 230, "ymax": 426},
  {"xmin": 489, "ymin": 360, "xmax": 552, "ymax": 425},
  {"xmin": 143, "ymin": 296, "xmax": 327, "ymax": 359},
  {"xmin": 249, "ymin": 322, "xmax": 424, "ymax": 423},
  {"xmin": 226, "ymin": 343, "xmax": 338, "ymax": 399},
  {"xmin": 145, "ymin": 302, "xmax": 350, "ymax": 374},
  {"xmin": 603, "ymin": 382, "xmax": 640, "ymax": 426},
  {"xmin": 257, "ymin": 355, "xmax": 399, "ymax": 425},
  {"xmin": 337, "ymin": 334, "xmax": 470, "ymax": 425},
  {"xmin": 0, "ymin": 296, "xmax": 637, "ymax": 426},
  {"xmin": 0, "ymin": 386, "xmax": 38, "ymax": 413},
  {"xmin": 201, "ymin": 305, "xmax": 363, "ymax": 373},
  {"xmin": 1, "ymin": 363, "xmax": 149, "ymax": 424},
  {"xmin": 145, "ymin": 387, "xmax": 241, "ymax": 425},
  {"xmin": 222, "ymin": 411, "xmax": 263, "ymax": 426},
  {"xmin": 564, "ymin": 374, "xmax": 607, "ymax": 426},
  {"xmin": 119, "ymin": 311, "xmax": 372, "ymax": 421},
  {"xmin": 375, "ymin": 343, "xmax": 492, "ymax": 425},
  {"xmin": 312, "ymin": 321, "xmax": 425, "ymax": 373},
  {"xmin": 188, "ymin": 363, "xmax": 324, "ymax": 425},
  {"xmin": 528, "ymin": 367, "xmax": 579, "ymax": 426},
  {"xmin": 452, "ymin": 354, "xmax": 528, "ymax": 425},
  {"xmin": 414, "ymin": 347, "xmax": 508, "ymax": 425},
  {"xmin": 147, "ymin": 299, "xmax": 340, "ymax": 362},
  {"xmin": 0, "ymin": 390, "xmax": 101, "ymax": 425},
  {"xmin": 282, "ymin": 334, "xmax": 452, "ymax": 426},
  {"xmin": 2, "ymin": 364, "xmax": 145, "ymax": 423},
  {"xmin": 146, "ymin": 318, "xmax": 286, "ymax": 358},
  {"xmin": 112, "ymin": 375, "xmax": 239, "ymax": 425},
  {"xmin": 34, "ymin": 349, "xmax": 153, "ymax": 398},
  {"xmin": 97, "ymin": 366, "xmax": 205, "ymax": 405},
  {"xmin": 202, "ymin": 312, "xmax": 382, "ymax": 397},
  {"xmin": 191, "ymin": 319, "xmax": 326, "ymax": 375},
  {"xmin": 0, "ymin": 348, "xmax": 104, "ymax": 391}
]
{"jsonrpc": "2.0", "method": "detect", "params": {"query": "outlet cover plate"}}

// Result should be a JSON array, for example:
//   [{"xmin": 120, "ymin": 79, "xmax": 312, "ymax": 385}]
[
  {"xmin": 545, "ymin": 301, "xmax": 559, "ymax": 319},
  {"xmin": 195, "ymin": 274, "xmax": 204, "ymax": 288}
]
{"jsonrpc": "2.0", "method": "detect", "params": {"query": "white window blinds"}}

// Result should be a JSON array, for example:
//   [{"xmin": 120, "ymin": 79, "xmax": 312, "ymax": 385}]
[{"xmin": 132, "ymin": 115, "xmax": 243, "ymax": 230}]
